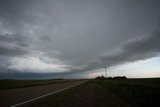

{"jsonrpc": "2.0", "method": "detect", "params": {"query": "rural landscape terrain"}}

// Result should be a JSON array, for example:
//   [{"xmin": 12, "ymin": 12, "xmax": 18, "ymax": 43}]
[
  {"xmin": 0, "ymin": 78, "xmax": 160, "ymax": 107},
  {"xmin": 0, "ymin": 0, "xmax": 160, "ymax": 107}
]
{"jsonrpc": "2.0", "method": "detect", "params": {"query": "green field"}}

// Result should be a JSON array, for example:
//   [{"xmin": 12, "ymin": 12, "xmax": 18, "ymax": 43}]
[
  {"xmin": 0, "ymin": 79, "xmax": 77, "ymax": 90},
  {"xmin": 29, "ymin": 78, "xmax": 160, "ymax": 107},
  {"xmin": 96, "ymin": 78, "xmax": 160, "ymax": 107}
]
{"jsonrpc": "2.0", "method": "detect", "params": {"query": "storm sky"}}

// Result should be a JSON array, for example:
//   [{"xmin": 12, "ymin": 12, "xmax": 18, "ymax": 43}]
[{"xmin": 0, "ymin": 0, "xmax": 160, "ymax": 79}]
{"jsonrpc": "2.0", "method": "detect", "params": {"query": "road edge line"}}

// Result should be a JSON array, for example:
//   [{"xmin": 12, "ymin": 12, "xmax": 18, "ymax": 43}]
[{"xmin": 10, "ymin": 81, "xmax": 87, "ymax": 107}]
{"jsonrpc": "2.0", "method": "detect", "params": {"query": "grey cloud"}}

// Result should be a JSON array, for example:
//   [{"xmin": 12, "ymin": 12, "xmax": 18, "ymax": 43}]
[
  {"xmin": 78, "ymin": 26, "xmax": 160, "ymax": 72},
  {"xmin": 0, "ymin": 33, "xmax": 28, "ymax": 47},
  {"xmin": 0, "ymin": 33, "xmax": 29, "ymax": 56},
  {"xmin": 62, "ymin": 18, "xmax": 160, "ymax": 74},
  {"xmin": 0, "ymin": 0, "xmax": 160, "ymax": 79},
  {"xmin": 0, "ymin": 45, "xmax": 27, "ymax": 56}
]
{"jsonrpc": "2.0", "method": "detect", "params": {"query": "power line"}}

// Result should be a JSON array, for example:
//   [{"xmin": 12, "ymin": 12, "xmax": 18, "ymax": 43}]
[
  {"xmin": 117, "ymin": 14, "xmax": 160, "ymax": 63},
  {"xmin": 104, "ymin": 66, "xmax": 107, "ymax": 78},
  {"xmin": 104, "ymin": 13, "xmax": 160, "ymax": 73}
]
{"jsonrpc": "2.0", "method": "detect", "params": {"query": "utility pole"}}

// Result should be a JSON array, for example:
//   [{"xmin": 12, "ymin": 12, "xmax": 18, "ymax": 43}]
[{"xmin": 105, "ymin": 66, "xmax": 107, "ymax": 78}]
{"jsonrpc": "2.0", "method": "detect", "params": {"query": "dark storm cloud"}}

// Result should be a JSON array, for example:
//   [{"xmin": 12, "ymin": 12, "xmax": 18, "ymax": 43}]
[
  {"xmin": 0, "ymin": 33, "xmax": 28, "ymax": 47},
  {"xmin": 101, "ymin": 33, "xmax": 160, "ymax": 66},
  {"xmin": 67, "ymin": 20, "xmax": 160, "ymax": 73},
  {"xmin": 0, "ymin": 33, "xmax": 29, "ymax": 57},
  {"xmin": 0, "ymin": 0, "xmax": 35, "ymax": 18},
  {"xmin": 0, "ymin": 0, "xmax": 160, "ymax": 79}
]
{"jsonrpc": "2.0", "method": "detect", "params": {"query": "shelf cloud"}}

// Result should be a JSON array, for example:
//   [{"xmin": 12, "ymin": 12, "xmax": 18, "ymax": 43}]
[{"xmin": 0, "ymin": 0, "xmax": 160, "ymax": 79}]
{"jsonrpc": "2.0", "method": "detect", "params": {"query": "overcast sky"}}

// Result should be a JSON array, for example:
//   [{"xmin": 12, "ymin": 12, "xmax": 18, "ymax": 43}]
[{"xmin": 0, "ymin": 0, "xmax": 160, "ymax": 79}]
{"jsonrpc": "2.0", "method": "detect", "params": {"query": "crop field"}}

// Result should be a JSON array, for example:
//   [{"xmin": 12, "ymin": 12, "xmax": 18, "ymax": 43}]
[
  {"xmin": 0, "ymin": 79, "xmax": 78, "ymax": 90},
  {"xmin": 97, "ymin": 78, "xmax": 160, "ymax": 107},
  {"xmin": 29, "ymin": 78, "xmax": 160, "ymax": 107}
]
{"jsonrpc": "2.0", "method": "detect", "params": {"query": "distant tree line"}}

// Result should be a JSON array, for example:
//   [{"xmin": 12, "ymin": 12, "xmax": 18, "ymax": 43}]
[{"xmin": 95, "ymin": 75, "xmax": 127, "ymax": 80}]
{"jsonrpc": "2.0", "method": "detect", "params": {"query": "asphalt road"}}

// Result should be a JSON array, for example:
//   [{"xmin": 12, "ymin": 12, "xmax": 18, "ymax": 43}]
[{"xmin": 0, "ymin": 80, "xmax": 86, "ymax": 107}]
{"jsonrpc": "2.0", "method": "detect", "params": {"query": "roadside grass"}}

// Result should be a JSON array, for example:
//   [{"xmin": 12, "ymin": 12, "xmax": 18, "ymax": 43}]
[
  {"xmin": 95, "ymin": 78, "xmax": 160, "ymax": 107},
  {"xmin": 0, "ymin": 79, "xmax": 78, "ymax": 90}
]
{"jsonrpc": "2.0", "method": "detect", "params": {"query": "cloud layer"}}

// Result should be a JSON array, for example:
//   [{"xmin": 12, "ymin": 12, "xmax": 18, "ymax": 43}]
[{"xmin": 0, "ymin": 0, "xmax": 160, "ymax": 79}]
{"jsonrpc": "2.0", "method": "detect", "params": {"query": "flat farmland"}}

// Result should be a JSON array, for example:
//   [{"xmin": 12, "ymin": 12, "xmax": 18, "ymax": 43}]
[
  {"xmin": 0, "ymin": 78, "xmax": 160, "ymax": 107},
  {"xmin": 0, "ymin": 79, "xmax": 80, "ymax": 90},
  {"xmin": 29, "ymin": 78, "xmax": 160, "ymax": 107}
]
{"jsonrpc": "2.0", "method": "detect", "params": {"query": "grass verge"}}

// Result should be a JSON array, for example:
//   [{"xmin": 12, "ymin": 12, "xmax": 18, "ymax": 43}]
[{"xmin": 0, "ymin": 79, "xmax": 79, "ymax": 90}]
